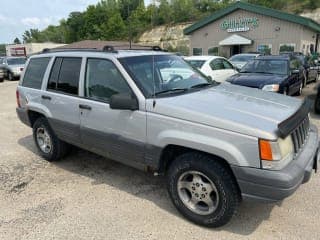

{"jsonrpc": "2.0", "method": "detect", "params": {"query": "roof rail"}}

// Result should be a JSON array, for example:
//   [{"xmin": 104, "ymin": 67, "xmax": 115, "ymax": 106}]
[
  {"xmin": 41, "ymin": 45, "xmax": 165, "ymax": 54},
  {"xmin": 42, "ymin": 47, "xmax": 100, "ymax": 53}
]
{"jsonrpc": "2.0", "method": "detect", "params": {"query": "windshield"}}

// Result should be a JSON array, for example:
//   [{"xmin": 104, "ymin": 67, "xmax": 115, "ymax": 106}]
[
  {"xmin": 7, "ymin": 58, "xmax": 26, "ymax": 65},
  {"xmin": 119, "ymin": 55, "xmax": 213, "ymax": 97},
  {"xmin": 229, "ymin": 55, "xmax": 256, "ymax": 62},
  {"xmin": 240, "ymin": 59, "xmax": 288, "ymax": 75},
  {"xmin": 185, "ymin": 59, "xmax": 206, "ymax": 69}
]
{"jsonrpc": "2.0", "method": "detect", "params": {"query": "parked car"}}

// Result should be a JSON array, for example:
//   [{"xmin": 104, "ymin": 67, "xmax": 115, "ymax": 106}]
[
  {"xmin": 184, "ymin": 55, "xmax": 238, "ymax": 82},
  {"xmin": 228, "ymin": 53, "xmax": 260, "ymax": 70},
  {"xmin": 295, "ymin": 55, "xmax": 318, "ymax": 86},
  {"xmin": 227, "ymin": 55, "xmax": 304, "ymax": 96},
  {"xmin": 0, "ymin": 56, "xmax": 26, "ymax": 80},
  {"xmin": 16, "ymin": 48, "xmax": 319, "ymax": 228}
]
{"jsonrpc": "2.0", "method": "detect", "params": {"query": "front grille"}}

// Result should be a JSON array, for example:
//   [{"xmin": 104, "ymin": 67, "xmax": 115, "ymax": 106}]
[{"xmin": 291, "ymin": 116, "xmax": 310, "ymax": 154}]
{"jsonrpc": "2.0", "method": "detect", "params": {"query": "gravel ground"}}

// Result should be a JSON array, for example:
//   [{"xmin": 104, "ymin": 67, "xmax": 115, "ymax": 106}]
[{"xmin": 0, "ymin": 80, "xmax": 320, "ymax": 240}]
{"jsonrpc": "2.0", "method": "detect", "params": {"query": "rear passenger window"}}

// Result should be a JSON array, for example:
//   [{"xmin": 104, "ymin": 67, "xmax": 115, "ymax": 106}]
[
  {"xmin": 85, "ymin": 58, "xmax": 131, "ymax": 102},
  {"xmin": 22, "ymin": 57, "xmax": 50, "ymax": 89},
  {"xmin": 47, "ymin": 57, "xmax": 81, "ymax": 95}
]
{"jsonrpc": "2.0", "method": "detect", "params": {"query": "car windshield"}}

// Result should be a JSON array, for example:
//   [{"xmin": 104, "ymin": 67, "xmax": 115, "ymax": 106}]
[
  {"xmin": 185, "ymin": 59, "xmax": 206, "ymax": 69},
  {"xmin": 229, "ymin": 55, "xmax": 256, "ymax": 62},
  {"xmin": 7, "ymin": 58, "xmax": 26, "ymax": 65},
  {"xmin": 240, "ymin": 59, "xmax": 288, "ymax": 75},
  {"xmin": 119, "ymin": 55, "xmax": 213, "ymax": 97}
]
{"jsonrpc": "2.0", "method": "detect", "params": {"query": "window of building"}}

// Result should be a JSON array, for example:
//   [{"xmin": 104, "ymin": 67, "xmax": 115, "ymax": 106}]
[
  {"xmin": 208, "ymin": 47, "xmax": 219, "ymax": 56},
  {"xmin": 47, "ymin": 57, "xmax": 81, "ymax": 95},
  {"xmin": 193, "ymin": 48, "xmax": 202, "ymax": 56},
  {"xmin": 279, "ymin": 43, "xmax": 295, "ymax": 53},
  {"xmin": 257, "ymin": 44, "xmax": 272, "ymax": 55},
  {"xmin": 85, "ymin": 58, "xmax": 131, "ymax": 102},
  {"xmin": 22, "ymin": 57, "xmax": 51, "ymax": 89}
]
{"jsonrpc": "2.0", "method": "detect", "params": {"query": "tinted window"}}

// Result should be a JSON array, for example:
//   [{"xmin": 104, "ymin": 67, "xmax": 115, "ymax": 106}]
[
  {"xmin": 210, "ymin": 59, "xmax": 224, "ymax": 70},
  {"xmin": 222, "ymin": 59, "xmax": 233, "ymax": 69},
  {"xmin": 47, "ymin": 57, "xmax": 62, "ymax": 90},
  {"xmin": 56, "ymin": 58, "xmax": 81, "ymax": 95},
  {"xmin": 186, "ymin": 60, "xmax": 205, "ymax": 69},
  {"xmin": 85, "ymin": 58, "xmax": 131, "ymax": 102},
  {"xmin": 22, "ymin": 57, "xmax": 51, "ymax": 89},
  {"xmin": 7, "ymin": 58, "xmax": 26, "ymax": 65},
  {"xmin": 241, "ymin": 59, "xmax": 288, "ymax": 75}
]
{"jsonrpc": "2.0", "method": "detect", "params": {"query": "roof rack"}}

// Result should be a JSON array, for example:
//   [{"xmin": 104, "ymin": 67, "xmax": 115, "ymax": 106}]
[{"xmin": 41, "ymin": 45, "xmax": 165, "ymax": 54}]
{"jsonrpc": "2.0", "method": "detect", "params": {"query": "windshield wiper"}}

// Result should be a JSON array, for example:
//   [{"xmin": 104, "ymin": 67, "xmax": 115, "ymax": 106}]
[
  {"xmin": 190, "ymin": 83, "xmax": 214, "ymax": 89},
  {"xmin": 154, "ymin": 88, "xmax": 189, "ymax": 96}
]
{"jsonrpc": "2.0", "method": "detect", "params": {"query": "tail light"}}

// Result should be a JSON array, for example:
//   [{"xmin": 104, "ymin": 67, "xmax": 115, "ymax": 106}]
[{"xmin": 16, "ymin": 90, "xmax": 21, "ymax": 108}]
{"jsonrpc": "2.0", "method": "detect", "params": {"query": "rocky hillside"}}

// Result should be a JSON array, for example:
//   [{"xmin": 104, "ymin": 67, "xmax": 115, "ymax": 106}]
[{"xmin": 138, "ymin": 8, "xmax": 320, "ymax": 53}]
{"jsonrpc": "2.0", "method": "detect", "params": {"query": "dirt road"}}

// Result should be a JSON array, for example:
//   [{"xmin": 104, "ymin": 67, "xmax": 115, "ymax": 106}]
[{"xmin": 0, "ymin": 81, "xmax": 319, "ymax": 240}]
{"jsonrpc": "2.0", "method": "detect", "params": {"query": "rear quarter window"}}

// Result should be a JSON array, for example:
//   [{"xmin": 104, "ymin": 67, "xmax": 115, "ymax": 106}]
[{"xmin": 22, "ymin": 57, "xmax": 51, "ymax": 89}]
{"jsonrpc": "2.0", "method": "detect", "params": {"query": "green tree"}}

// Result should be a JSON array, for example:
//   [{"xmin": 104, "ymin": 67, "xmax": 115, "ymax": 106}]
[{"xmin": 13, "ymin": 37, "xmax": 21, "ymax": 44}]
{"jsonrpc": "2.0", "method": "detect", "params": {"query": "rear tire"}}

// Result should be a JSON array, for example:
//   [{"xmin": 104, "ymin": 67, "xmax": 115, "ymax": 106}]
[
  {"xmin": 167, "ymin": 152, "xmax": 240, "ymax": 228},
  {"xmin": 33, "ymin": 117, "xmax": 69, "ymax": 161},
  {"xmin": 295, "ymin": 82, "xmax": 303, "ymax": 96}
]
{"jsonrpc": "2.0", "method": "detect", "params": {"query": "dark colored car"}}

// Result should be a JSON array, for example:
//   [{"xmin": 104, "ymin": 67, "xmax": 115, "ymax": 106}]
[
  {"xmin": 295, "ymin": 55, "xmax": 318, "ymax": 86},
  {"xmin": 280, "ymin": 52, "xmax": 318, "ymax": 86},
  {"xmin": 227, "ymin": 55, "xmax": 304, "ymax": 96},
  {"xmin": 315, "ymin": 84, "xmax": 320, "ymax": 114}
]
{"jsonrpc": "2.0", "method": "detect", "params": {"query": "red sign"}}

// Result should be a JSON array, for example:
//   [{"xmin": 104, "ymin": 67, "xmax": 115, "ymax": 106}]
[{"xmin": 10, "ymin": 47, "xmax": 26, "ymax": 56}]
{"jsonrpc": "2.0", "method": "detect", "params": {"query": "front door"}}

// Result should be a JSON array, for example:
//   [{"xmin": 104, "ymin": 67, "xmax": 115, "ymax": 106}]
[{"xmin": 79, "ymin": 58, "xmax": 147, "ymax": 169}]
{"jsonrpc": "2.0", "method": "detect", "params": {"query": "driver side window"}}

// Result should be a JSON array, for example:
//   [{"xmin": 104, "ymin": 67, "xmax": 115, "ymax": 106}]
[{"xmin": 85, "ymin": 58, "xmax": 131, "ymax": 102}]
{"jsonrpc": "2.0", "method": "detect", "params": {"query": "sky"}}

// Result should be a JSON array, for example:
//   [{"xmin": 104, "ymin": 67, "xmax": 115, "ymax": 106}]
[{"xmin": 0, "ymin": 0, "xmax": 152, "ymax": 44}]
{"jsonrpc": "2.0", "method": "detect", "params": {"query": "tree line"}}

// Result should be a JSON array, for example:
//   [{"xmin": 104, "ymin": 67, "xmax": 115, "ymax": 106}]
[{"xmin": 17, "ymin": 0, "xmax": 320, "ymax": 44}]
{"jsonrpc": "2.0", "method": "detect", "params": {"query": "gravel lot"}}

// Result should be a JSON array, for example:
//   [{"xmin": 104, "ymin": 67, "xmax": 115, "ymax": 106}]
[{"xmin": 0, "ymin": 80, "xmax": 320, "ymax": 240}]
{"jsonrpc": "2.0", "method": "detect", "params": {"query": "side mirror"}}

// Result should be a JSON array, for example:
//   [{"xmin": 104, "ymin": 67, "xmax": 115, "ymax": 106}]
[{"xmin": 110, "ymin": 93, "xmax": 138, "ymax": 111}]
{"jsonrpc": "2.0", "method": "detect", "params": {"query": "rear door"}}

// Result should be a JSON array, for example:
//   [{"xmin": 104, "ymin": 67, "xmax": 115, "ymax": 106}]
[
  {"xmin": 78, "ymin": 58, "xmax": 147, "ymax": 169},
  {"xmin": 41, "ymin": 57, "xmax": 82, "ymax": 145}
]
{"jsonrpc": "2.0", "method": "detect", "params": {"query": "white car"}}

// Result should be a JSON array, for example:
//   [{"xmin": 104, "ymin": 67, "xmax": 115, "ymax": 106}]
[{"xmin": 184, "ymin": 56, "xmax": 238, "ymax": 82}]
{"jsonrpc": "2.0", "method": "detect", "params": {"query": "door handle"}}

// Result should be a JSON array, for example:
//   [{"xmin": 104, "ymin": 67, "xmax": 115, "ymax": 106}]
[
  {"xmin": 79, "ymin": 104, "xmax": 92, "ymax": 110},
  {"xmin": 41, "ymin": 95, "xmax": 51, "ymax": 100}
]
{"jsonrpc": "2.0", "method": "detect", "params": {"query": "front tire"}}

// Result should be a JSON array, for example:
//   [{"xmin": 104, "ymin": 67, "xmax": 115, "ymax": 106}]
[
  {"xmin": 8, "ymin": 72, "xmax": 14, "ymax": 81},
  {"xmin": 33, "ymin": 117, "xmax": 69, "ymax": 161},
  {"xmin": 167, "ymin": 152, "xmax": 240, "ymax": 228}
]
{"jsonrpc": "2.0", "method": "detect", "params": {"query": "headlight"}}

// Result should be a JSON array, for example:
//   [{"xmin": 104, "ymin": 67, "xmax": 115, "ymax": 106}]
[
  {"xmin": 259, "ymin": 136, "xmax": 294, "ymax": 170},
  {"xmin": 262, "ymin": 84, "xmax": 280, "ymax": 92}
]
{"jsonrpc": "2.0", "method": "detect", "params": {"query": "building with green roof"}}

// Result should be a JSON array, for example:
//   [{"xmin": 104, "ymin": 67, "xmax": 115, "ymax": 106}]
[{"xmin": 184, "ymin": 1, "xmax": 320, "ymax": 57}]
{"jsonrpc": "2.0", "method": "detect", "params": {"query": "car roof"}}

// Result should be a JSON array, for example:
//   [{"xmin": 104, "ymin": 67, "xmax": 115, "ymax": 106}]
[
  {"xmin": 230, "ymin": 53, "xmax": 259, "ymax": 57},
  {"xmin": 30, "ymin": 50, "xmax": 171, "ymax": 60},
  {"xmin": 256, "ymin": 55, "xmax": 289, "ymax": 60},
  {"xmin": 184, "ymin": 55, "xmax": 223, "ymax": 61}
]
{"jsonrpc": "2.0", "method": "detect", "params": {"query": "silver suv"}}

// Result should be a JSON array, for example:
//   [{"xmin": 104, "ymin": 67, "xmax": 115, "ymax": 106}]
[
  {"xmin": 1, "ymin": 56, "xmax": 26, "ymax": 80},
  {"xmin": 16, "ymin": 47, "xmax": 319, "ymax": 227}
]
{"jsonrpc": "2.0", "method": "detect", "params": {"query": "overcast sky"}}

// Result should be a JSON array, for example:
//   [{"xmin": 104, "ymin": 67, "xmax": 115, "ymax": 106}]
[{"xmin": 0, "ymin": 0, "xmax": 152, "ymax": 44}]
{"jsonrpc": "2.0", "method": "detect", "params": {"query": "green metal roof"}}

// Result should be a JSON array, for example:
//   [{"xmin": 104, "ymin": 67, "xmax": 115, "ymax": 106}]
[{"xmin": 184, "ymin": 1, "xmax": 320, "ymax": 35}]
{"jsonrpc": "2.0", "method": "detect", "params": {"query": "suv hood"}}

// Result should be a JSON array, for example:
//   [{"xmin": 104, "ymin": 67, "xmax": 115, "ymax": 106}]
[
  {"xmin": 227, "ymin": 73, "xmax": 287, "ymax": 88},
  {"xmin": 148, "ymin": 83, "xmax": 302, "ymax": 139}
]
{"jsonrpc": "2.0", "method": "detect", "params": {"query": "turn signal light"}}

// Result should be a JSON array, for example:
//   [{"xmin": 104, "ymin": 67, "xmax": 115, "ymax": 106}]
[{"xmin": 259, "ymin": 139, "xmax": 273, "ymax": 161}]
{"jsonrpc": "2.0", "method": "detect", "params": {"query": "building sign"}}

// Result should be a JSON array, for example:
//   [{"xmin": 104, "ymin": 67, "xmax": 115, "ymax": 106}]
[
  {"xmin": 10, "ymin": 47, "xmax": 26, "ymax": 56},
  {"xmin": 220, "ymin": 17, "xmax": 259, "ymax": 33}
]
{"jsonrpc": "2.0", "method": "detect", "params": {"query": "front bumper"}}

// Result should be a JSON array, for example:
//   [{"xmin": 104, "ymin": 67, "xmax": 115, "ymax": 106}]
[{"xmin": 231, "ymin": 124, "xmax": 319, "ymax": 202}]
